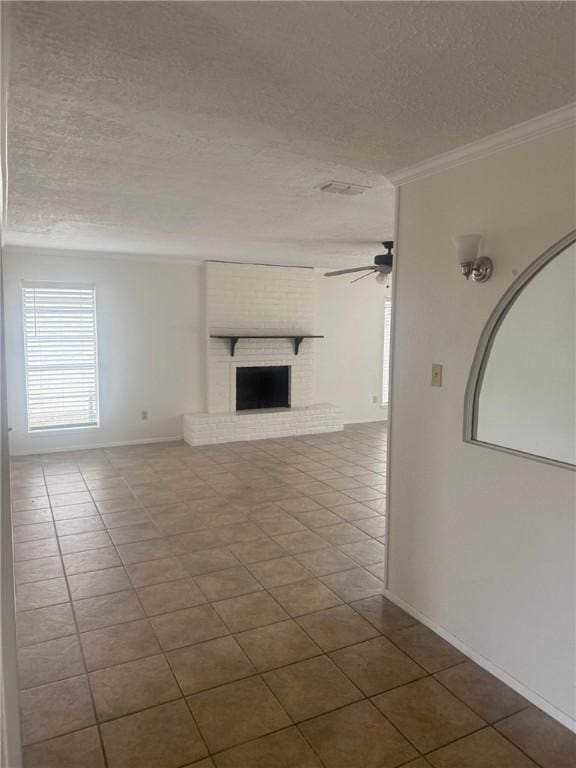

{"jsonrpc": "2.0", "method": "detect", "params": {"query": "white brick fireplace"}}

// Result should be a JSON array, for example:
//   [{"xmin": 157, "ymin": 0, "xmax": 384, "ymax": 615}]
[{"xmin": 183, "ymin": 261, "xmax": 343, "ymax": 445}]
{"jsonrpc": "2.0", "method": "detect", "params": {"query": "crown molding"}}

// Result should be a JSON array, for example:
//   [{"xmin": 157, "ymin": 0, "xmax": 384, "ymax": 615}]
[{"xmin": 386, "ymin": 102, "xmax": 576, "ymax": 187}]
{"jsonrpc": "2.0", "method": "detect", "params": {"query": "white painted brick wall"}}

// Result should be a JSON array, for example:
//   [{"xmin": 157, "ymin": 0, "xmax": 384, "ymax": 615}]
[
  {"xmin": 183, "ymin": 404, "xmax": 343, "ymax": 446},
  {"xmin": 205, "ymin": 262, "xmax": 317, "ymax": 413}
]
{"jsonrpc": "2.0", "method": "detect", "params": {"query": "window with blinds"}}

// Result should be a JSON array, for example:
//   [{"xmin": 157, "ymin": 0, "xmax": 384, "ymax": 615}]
[
  {"xmin": 382, "ymin": 297, "xmax": 392, "ymax": 405},
  {"xmin": 22, "ymin": 284, "xmax": 100, "ymax": 431}
]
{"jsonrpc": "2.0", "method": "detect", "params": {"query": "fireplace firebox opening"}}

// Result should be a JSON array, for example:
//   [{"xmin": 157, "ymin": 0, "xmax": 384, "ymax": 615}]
[{"xmin": 236, "ymin": 366, "xmax": 290, "ymax": 411}]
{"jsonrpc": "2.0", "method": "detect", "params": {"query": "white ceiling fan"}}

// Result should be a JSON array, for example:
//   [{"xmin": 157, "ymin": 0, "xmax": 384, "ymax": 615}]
[{"xmin": 324, "ymin": 241, "xmax": 394, "ymax": 284}]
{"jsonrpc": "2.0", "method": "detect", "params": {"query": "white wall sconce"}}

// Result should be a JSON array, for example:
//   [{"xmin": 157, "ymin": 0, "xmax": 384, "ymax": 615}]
[{"xmin": 454, "ymin": 234, "xmax": 493, "ymax": 283}]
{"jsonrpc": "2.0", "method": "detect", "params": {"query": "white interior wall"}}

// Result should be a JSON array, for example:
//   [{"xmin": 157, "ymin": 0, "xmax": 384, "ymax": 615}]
[
  {"xmin": 477, "ymin": 241, "xmax": 576, "ymax": 465},
  {"xmin": 4, "ymin": 249, "xmax": 205, "ymax": 454},
  {"xmin": 315, "ymin": 269, "xmax": 390, "ymax": 423},
  {"xmin": 388, "ymin": 127, "xmax": 576, "ymax": 726},
  {"xmin": 4, "ymin": 250, "xmax": 387, "ymax": 455}
]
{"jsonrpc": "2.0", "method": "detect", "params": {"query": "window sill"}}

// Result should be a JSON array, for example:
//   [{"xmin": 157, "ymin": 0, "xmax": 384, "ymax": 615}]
[{"xmin": 27, "ymin": 424, "xmax": 101, "ymax": 435}]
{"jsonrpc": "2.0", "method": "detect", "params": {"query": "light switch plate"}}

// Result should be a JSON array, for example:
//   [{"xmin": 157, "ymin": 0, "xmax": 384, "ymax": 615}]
[{"xmin": 431, "ymin": 364, "xmax": 443, "ymax": 387}]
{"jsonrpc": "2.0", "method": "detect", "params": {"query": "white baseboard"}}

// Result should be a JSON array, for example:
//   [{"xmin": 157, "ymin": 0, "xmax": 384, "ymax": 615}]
[
  {"xmin": 9, "ymin": 435, "xmax": 184, "ymax": 456},
  {"xmin": 383, "ymin": 588, "xmax": 576, "ymax": 733},
  {"xmin": 344, "ymin": 416, "xmax": 388, "ymax": 425}
]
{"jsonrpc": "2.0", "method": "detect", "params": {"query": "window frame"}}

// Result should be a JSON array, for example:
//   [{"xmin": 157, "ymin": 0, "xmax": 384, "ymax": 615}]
[{"xmin": 21, "ymin": 281, "xmax": 101, "ymax": 433}]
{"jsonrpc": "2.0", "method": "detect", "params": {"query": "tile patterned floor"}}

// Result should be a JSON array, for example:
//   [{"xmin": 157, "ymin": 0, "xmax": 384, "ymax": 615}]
[{"xmin": 10, "ymin": 423, "xmax": 575, "ymax": 767}]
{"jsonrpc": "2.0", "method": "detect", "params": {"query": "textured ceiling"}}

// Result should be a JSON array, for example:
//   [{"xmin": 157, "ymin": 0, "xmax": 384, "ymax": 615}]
[{"xmin": 6, "ymin": 1, "xmax": 576, "ymax": 265}]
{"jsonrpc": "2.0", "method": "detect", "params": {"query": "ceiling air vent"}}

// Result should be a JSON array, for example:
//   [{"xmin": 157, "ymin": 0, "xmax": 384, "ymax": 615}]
[{"xmin": 318, "ymin": 181, "xmax": 371, "ymax": 196}]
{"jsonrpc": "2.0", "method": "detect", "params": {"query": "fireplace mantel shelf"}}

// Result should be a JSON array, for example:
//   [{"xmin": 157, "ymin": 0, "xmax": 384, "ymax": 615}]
[{"xmin": 210, "ymin": 334, "xmax": 324, "ymax": 357}]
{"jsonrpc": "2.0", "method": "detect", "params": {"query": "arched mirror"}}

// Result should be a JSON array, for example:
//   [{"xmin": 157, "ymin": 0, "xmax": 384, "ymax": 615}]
[{"xmin": 465, "ymin": 231, "xmax": 576, "ymax": 469}]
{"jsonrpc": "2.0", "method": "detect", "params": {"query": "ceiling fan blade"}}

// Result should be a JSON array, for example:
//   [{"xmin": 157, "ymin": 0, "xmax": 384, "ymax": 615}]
[
  {"xmin": 350, "ymin": 270, "xmax": 376, "ymax": 284},
  {"xmin": 324, "ymin": 266, "xmax": 375, "ymax": 277}
]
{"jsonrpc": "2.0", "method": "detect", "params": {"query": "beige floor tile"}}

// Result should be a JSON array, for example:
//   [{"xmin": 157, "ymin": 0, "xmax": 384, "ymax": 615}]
[
  {"xmin": 47, "ymin": 481, "xmax": 87, "ymax": 495},
  {"xmin": 427, "ymin": 727, "xmax": 539, "ymax": 767},
  {"xmin": 247, "ymin": 555, "xmax": 310, "ymax": 588},
  {"xmin": 258, "ymin": 515, "xmax": 306, "ymax": 536},
  {"xmin": 101, "ymin": 509, "xmax": 152, "ymax": 528},
  {"xmin": 332, "ymin": 502, "xmax": 380, "ymax": 521},
  {"xmin": 116, "ymin": 538, "xmax": 175, "ymax": 565},
  {"xmin": 311, "ymin": 491, "xmax": 355, "ymax": 508},
  {"xmin": 15, "ymin": 538, "xmax": 60, "ymax": 562},
  {"xmin": 15, "ymin": 556, "xmax": 64, "ymax": 585},
  {"xmin": 330, "ymin": 636, "xmax": 426, "ymax": 695},
  {"xmin": 346, "ymin": 487, "xmax": 385, "ymax": 502},
  {"xmin": 168, "ymin": 636, "xmax": 254, "ymax": 694},
  {"xmin": 278, "ymin": 498, "xmax": 323, "ymax": 514},
  {"xmin": 274, "ymin": 530, "xmax": 329, "ymax": 554},
  {"xmin": 293, "ymin": 509, "xmax": 343, "ymax": 528},
  {"xmin": 151, "ymin": 604, "xmax": 228, "ymax": 650},
  {"xmin": 23, "ymin": 726, "xmax": 105, "ymax": 768},
  {"xmin": 317, "ymin": 523, "xmax": 370, "ymax": 546},
  {"xmin": 18, "ymin": 634, "xmax": 85, "ymax": 689},
  {"xmin": 299, "ymin": 699, "xmax": 417, "ymax": 768},
  {"xmin": 321, "ymin": 567, "xmax": 383, "ymax": 602},
  {"xmin": 389, "ymin": 624, "xmax": 467, "ymax": 673},
  {"xmin": 68, "ymin": 566, "xmax": 131, "ymax": 600},
  {"xmin": 73, "ymin": 589, "xmax": 144, "ymax": 632},
  {"xmin": 235, "ymin": 619, "xmax": 321, "ymax": 671},
  {"xmin": 50, "ymin": 491, "xmax": 93, "ymax": 507},
  {"xmin": 63, "ymin": 547, "xmax": 122, "ymax": 575},
  {"xmin": 213, "ymin": 727, "xmax": 322, "ymax": 768},
  {"xmin": 55, "ymin": 517, "xmax": 104, "ymax": 536},
  {"xmin": 20, "ymin": 675, "xmax": 95, "ymax": 745},
  {"xmin": 297, "ymin": 604, "xmax": 379, "ymax": 652},
  {"xmin": 216, "ymin": 522, "xmax": 265, "ymax": 545},
  {"xmin": 58, "ymin": 531, "xmax": 112, "ymax": 554},
  {"xmin": 263, "ymin": 655, "xmax": 362, "ymax": 722},
  {"xmin": 196, "ymin": 565, "xmax": 263, "ymax": 601},
  {"xmin": 188, "ymin": 675, "xmax": 290, "ymax": 752},
  {"xmin": 350, "ymin": 595, "xmax": 418, "ymax": 634},
  {"xmin": 16, "ymin": 577, "xmax": 69, "ymax": 612},
  {"xmin": 12, "ymin": 496, "xmax": 50, "ymax": 513},
  {"xmin": 13, "ymin": 522, "xmax": 56, "ymax": 543},
  {"xmin": 96, "ymin": 497, "xmax": 142, "ymax": 514},
  {"xmin": 137, "ymin": 578, "xmax": 206, "ymax": 615},
  {"xmin": 230, "ymin": 537, "xmax": 286, "ymax": 564},
  {"xmin": 338, "ymin": 540, "xmax": 385, "ymax": 566},
  {"xmin": 270, "ymin": 578, "xmax": 342, "ymax": 617},
  {"xmin": 352, "ymin": 516, "xmax": 387, "ymax": 537},
  {"xmin": 17, "ymin": 603, "xmax": 76, "ymax": 647},
  {"xmin": 295, "ymin": 547, "xmax": 356, "ymax": 576},
  {"xmin": 373, "ymin": 677, "xmax": 485, "ymax": 753},
  {"xmin": 169, "ymin": 529, "xmax": 222, "ymax": 554},
  {"xmin": 101, "ymin": 700, "xmax": 208, "ymax": 768},
  {"xmin": 90, "ymin": 486, "xmax": 134, "ymax": 502},
  {"xmin": 212, "ymin": 591, "xmax": 288, "ymax": 632},
  {"xmin": 178, "ymin": 547, "xmax": 240, "ymax": 576},
  {"xmin": 81, "ymin": 618, "xmax": 161, "ymax": 670},
  {"xmin": 89, "ymin": 654, "xmax": 181, "ymax": 720},
  {"xmin": 109, "ymin": 522, "xmax": 161, "ymax": 545},
  {"xmin": 365, "ymin": 562, "xmax": 386, "ymax": 580},
  {"xmin": 434, "ymin": 661, "xmax": 529, "ymax": 722},
  {"xmin": 52, "ymin": 502, "xmax": 98, "ymax": 520},
  {"xmin": 125, "ymin": 556, "xmax": 187, "ymax": 587},
  {"xmin": 494, "ymin": 706, "xmax": 576, "ymax": 768}
]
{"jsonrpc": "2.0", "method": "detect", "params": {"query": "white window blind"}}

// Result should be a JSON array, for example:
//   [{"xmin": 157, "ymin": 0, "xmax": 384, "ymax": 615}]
[
  {"xmin": 22, "ymin": 284, "xmax": 99, "ymax": 431},
  {"xmin": 382, "ymin": 297, "xmax": 392, "ymax": 405}
]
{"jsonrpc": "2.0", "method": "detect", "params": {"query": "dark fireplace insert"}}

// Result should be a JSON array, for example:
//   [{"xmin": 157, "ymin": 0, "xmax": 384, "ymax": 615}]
[{"xmin": 236, "ymin": 366, "xmax": 290, "ymax": 411}]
